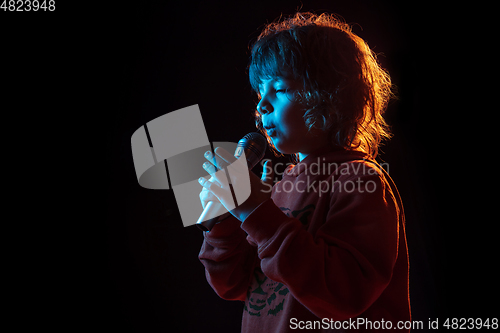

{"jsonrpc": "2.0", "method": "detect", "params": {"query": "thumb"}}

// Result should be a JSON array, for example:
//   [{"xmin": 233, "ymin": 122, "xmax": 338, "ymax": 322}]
[{"xmin": 261, "ymin": 160, "xmax": 274, "ymax": 186}]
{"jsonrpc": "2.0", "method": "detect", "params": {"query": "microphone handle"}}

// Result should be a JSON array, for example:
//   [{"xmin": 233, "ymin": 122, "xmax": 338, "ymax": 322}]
[
  {"xmin": 196, "ymin": 172, "xmax": 232, "ymax": 231},
  {"xmin": 196, "ymin": 132, "xmax": 266, "ymax": 231},
  {"xmin": 196, "ymin": 201, "xmax": 228, "ymax": 231}
]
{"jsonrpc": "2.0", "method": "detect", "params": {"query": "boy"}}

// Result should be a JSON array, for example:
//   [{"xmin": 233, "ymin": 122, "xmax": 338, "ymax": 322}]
[{"xmin": 198, "ymin": 12, "xmax": 410, "ymax": 332}]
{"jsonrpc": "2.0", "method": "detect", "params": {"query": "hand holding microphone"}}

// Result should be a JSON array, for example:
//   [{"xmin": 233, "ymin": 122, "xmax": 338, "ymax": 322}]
[{"xmin": 197, "ymin": 133, "xmax": 274, "ymax": 231}]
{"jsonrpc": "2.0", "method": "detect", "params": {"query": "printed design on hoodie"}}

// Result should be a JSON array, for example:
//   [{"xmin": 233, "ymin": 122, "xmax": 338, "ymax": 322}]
[
  {"xmin": 243, "ymin": 204, "xmax": 316, "ymax": 317},
  {"xmin": 279, "ymin": 204, "xmax": 316, "ymax": 225},
  {"xmin": 243, "ymin": 267, "xmax": 289, "ymax": 317}
]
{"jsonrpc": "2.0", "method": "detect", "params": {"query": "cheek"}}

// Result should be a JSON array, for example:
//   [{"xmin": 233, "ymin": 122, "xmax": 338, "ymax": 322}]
[{"xmin": 282, "ymin": 107, "xmax": 307, "ymax": 134}]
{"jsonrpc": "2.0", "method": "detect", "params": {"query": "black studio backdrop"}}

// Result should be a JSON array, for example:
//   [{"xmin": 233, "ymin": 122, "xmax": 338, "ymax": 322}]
[{"xmin": 105, "ymin": 1, "xmax": 496, "ymax": 332}]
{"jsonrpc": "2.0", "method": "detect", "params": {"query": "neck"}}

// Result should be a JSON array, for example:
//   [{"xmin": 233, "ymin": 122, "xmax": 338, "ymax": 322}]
[{"xmin": 297, "ymin": 143, "xmax": 342, "ymax": 162}]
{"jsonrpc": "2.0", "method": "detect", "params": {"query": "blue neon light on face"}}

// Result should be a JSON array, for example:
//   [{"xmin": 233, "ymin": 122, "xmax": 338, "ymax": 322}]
[{"xmin": 257, "ymin": 77, "xmax": 311, "ymax": 157}]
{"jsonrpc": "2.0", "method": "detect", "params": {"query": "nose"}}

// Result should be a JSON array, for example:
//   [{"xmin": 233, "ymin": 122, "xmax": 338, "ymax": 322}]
[{"xmin": 257, "ymin": 97, "xmax": 273, "ymax": 115}]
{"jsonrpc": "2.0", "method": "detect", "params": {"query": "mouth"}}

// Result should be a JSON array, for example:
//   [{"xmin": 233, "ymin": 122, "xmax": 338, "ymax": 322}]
[{"xmin": 264, "ymin": 126, "xmax": 276, "ymax": 136}]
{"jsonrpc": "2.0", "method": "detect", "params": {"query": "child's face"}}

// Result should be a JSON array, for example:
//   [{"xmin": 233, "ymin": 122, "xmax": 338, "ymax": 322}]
[{"xmin": 257, "ymin": 77, "xmax": 328, "ymax": 160}]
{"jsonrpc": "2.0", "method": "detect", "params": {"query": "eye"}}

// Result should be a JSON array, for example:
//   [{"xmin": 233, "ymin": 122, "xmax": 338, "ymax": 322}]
[{"xmin": 275, "ymin": 89, "xmax": 287, "ymax": 94}]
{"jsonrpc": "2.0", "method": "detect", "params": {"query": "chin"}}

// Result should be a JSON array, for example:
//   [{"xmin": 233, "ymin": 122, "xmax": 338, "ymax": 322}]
[{"xmin": 273, "ymin": 142, "xmax": 295, "ymax": 156}]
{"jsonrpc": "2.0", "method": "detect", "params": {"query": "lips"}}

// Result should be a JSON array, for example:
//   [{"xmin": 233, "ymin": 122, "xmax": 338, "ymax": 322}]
[
  {"xmin": 266, "ymin": 128, "xmax": 276, "ymax": 137},
  {"xmin": 264, "ymin": 125, "xmax": 276, "ymax": 136}
]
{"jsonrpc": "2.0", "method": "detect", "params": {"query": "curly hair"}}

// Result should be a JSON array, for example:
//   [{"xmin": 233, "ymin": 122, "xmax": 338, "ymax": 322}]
[{"xmin": 248, "ymin": 12, "xmax": 394, "ymax": 160}]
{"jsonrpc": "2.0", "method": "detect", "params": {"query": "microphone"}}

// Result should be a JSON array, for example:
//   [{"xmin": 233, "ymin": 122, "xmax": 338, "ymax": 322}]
[{"xmin": 196, "ymin": 132, "xmax": 267, "ymax": 232}]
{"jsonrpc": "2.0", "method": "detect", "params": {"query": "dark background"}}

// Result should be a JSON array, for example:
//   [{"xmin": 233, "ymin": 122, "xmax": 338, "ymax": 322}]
[{"xmin": 102, "ymin": 1, "xmax": 496, "ymax": 332}]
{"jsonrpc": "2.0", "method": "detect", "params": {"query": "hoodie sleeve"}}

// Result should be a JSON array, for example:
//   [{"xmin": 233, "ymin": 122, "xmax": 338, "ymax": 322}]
[
  {"xmin": 240, "ymin": 169, "xmax": 400, "ymax": 320},
  {"xmin": 198, "ymin": 216, "xmax": 259, "ymax": 301}
]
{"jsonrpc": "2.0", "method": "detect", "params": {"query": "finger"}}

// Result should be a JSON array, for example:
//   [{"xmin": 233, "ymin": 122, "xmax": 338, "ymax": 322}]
[
  {"xmin": 214, "ymin": 147, "xmax": 238, "ymax": 164},
  {"xmin": 198, "ymin": 176, "xmax": 219, "ymax": 192},
  {"xmin": 202, "ymin": 161, "xmax": 217, "ymax": 176},
  {"xmin": 198, "ymin": 177, "xmax": 225, "ymax": 201},
  {"xmin": 202, "ymin": 162, "xmax": 230, "ymax": 188},
  {"xmin": 216, "ymin": 147, "xmax": 249, "ymax": 178},
  {"xmin": 204, "ymin": 150, "xmax": 228, "ymax": 170}
]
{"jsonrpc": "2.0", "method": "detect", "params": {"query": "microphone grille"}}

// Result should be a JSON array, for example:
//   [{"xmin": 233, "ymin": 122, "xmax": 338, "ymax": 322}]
[{"xmin": 238, "ymin": 132, "xmax": 267, "ymax": 167}]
